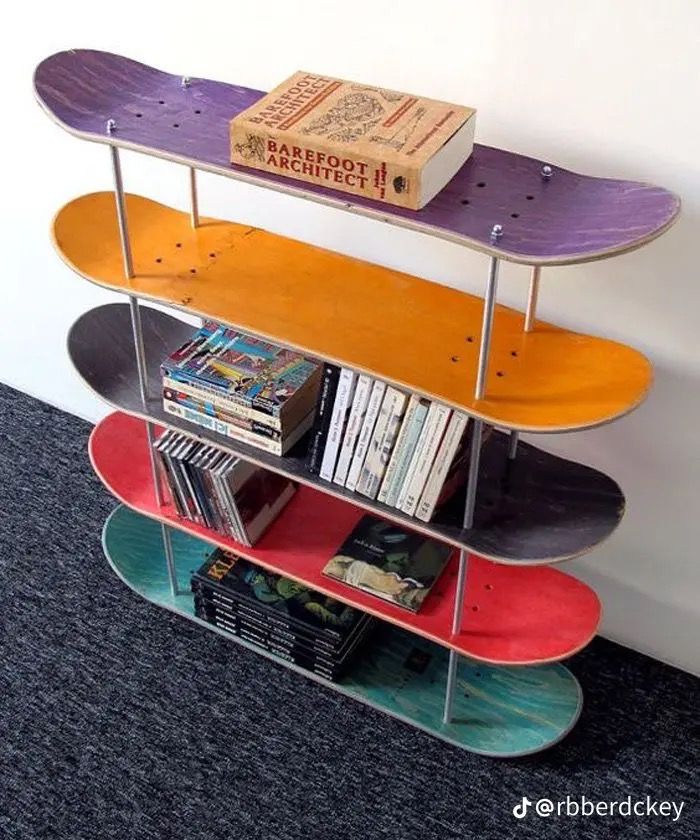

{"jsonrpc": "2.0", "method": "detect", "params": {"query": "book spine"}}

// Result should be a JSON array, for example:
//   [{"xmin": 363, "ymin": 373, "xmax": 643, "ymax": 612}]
[
  {"xmin": 319, "ymin": 368, "xmax": 357, "ymax": 481},
  {"xmin": 333, "ymin": 374, "xmax": 372, "ymax": 486},
  {"xmin": 356, "ymin": 386, "xmax": 407, "ymax": 499},
  {"xmin": 163, "ymin": 399, "xmax": 285, "ymax": 455},
  {"xmin": 377, "ymin": 395, "xmax": 427, "ymax": 506},
  {"xmin": 344, "ymin": 380, "xmax": 386, "ymax": 492},
  {"xmin": 415, "ymin": 413, "xmax": 469, "ymax": 522},
  {"xmin": 397, "ymin": 404, "xmax": 451, "ymax": 515},
  {"xmin": 211, "ymin": 469, "xmax": 244, "ymax": 543},
  {"xmin": 162, "ymin": 375, "xmax": 283, "ymax": 431},
  {"xmin": 163, "ymin": 386, "xmax": 282, "ymax": 441},
  {"xmin": 230, "ymin": 122, "xmax": 421, "ymax": 209},
  {"xmin": 306, "ymin": 364, "xmax": 340, "ymax": 474}
]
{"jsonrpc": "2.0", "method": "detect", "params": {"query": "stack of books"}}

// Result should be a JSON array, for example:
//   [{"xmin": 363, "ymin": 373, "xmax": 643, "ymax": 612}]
[
  {"xmin": 192, "ymin": 548, "xmax": 376, "ymax": 681},
  {"xmin": 154, "ymin": 429, "xmax": 295, "ymax": 547},
  {"xmin": 307, "ymin": 366, "xmax": 490, "ymax": 522},
  {"xmin": 161, "ymin": 321, "xmax": 322, "ymax": 456}
]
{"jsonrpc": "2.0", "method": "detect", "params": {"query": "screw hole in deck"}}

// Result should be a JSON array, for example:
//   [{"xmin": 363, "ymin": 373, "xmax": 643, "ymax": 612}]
[
  {"xmin": 510, "ymin": 351, "xmax": 518, "ymax": 357},
  {"xmin": 173, "ymin": 123, "xmax": 180, "ymax": 128},
  {"xmin": 461, "ymin": 199, "xmax": 470, "ymax": 205},
  {"xmin": 485, "ymin": 583, "xmax": 493, "ymax": 590},
  {"xmin": 526, "ymin": 194, "xmax": 534, "ymax": 200},
  {"xmin": 496, "ymin": 371, "xmax": 505, "ymax": 377},
  {"xmin": 451, "ymin": 355, "xmax": 460, "ymax": 363},
  {"xmin": 155, "ymin": 258, "xmax": 162, "ymax": 263},
  {"xmin": 466, "ymin": 336, "xmax": 474, "ymax": 343},
  {"xmin": 472, "ymin": 605, "xmax": 479, "ymax": 612},
  {"xmin": 194, "ymin": 109, "xmax": 202, "ymax": 114},
  {"xmin": 158, "ymin": 100, "xmax": 165, "ymax": 104},
  {"xmin": 176, "ymin": 243, "xmax": 182, "ymax": 248},
  {"xmin": 135, "ymin": 113, "xmax": 142, "ymax": 118},
  {"xmin": 209, "ymin": 252, "xmax": 216, "ymax": 258},
  {"xmin": 190, "ymin": 268, "xmax": 197, "ymax": 274},
  {"xmin": 476, "ymin": 182, "xmax": 486, "ymax": 188},
  {"xmin": 510, "ymin": 212, "xmax": 519, "ymax": 218}
]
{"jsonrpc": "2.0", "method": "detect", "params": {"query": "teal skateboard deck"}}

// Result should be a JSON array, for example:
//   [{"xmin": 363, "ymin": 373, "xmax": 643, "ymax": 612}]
[{"xmin": 103, "ymin": 504, "xmax": 583, "ymax": 757}]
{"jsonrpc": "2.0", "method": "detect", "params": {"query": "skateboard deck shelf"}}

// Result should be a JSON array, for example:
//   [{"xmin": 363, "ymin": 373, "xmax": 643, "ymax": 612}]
[
  {"xmin": 35, "ymin": 49, "xmax": 680, "ymax": 265},
  {"xmin": 103, "ymin": 504, "xmax": 583, "ymax": 757},
  {"xmin": 54, "ymin": 192, "xmax": 653, "ymax": 432},
  {"xmin": 91, "ymin": 411, "xmax": 601, "ymax": 666},
  {"xmin": 69, "ymin": 303, "xmax": 626, "ymax": 565}
]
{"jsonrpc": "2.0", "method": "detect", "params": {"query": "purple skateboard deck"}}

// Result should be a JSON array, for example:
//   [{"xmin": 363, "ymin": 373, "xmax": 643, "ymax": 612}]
[{"xmin": 34, "ymin": 49, "xmax": 679, "ymax": 265}]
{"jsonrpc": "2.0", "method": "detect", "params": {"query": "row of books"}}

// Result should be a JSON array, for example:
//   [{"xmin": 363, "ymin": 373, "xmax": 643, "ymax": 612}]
[
  {"xmin": 192, "ymin": 547, "xmax": 376, "ymax": 681},
  {"xmin": 307, "ymin": 366, "xmax": 489, "ymax": 522},
  {"xmin": 160, "ymin": 321, "xmax": 322, "ymax": 456},
  {"xmin": 154, "ymin": 429, "xmax": 295, "ymax": 547}
]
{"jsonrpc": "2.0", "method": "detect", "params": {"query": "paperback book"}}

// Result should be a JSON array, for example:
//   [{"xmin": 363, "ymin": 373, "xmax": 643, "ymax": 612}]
[{"xmin": 323, "ymin": 515, "xmax": 452, "ymax": 612}]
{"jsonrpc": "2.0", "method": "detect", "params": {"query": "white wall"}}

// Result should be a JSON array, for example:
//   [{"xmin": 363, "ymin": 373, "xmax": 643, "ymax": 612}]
[{"xmin": 2, "ymin": 1, "xmax": 698, "ymax": 673}]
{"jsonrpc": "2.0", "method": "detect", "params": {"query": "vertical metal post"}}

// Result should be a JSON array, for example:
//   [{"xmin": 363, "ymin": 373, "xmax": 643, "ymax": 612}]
[
  {"xmin": 161, "ymin": 523, "xmax": 180, "ymax": 597},
  {"xmin": 189, "ymin": 168, "xmax": 200, "ymax": 228},
  {"xmin": 474, "ymin": 257, "xmax": 500, "ymax": 400},
  {"xmin": 108, "ymin": 139, "xmax": 180, "ymax": 596},
  {"xmin": 443, "ymin": 249, "xmax": 500, "ymax": 725},
  {"xmin": 524, "ymin": 265, "xmax": 540, "ymax": 333},
  {"xmin": 508, "ymin": 430, "xmax": 519, "ymax": 459}
]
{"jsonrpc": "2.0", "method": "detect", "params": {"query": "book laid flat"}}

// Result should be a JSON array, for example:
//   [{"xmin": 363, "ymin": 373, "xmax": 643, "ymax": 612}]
[
  {"xmin": 161, "ymin": 321, "xmax": 322, "ymax": 454},
  {"xmin": 323, "ymin": 515, "xmax": 452, "ymax": 612},
  {"xmin": 191, "ymin": 547, "xmax": 376, "ymax": 679},
  {"xmin": 230, "ymin": 71, "xmax": 476, "ymax": 210}
]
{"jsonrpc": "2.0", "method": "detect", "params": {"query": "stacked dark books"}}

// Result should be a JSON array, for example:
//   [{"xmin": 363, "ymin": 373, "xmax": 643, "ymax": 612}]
[
  {"xmin": 324, "ymin": 515, "xmax": 452, "ymax": 612},
  {"xmin": 192, "ymin": 549, "xmax": 376, "ymax": 681},
  {"xmin": 161, "ymin": 321, "xmax": 322, "ymax": 456},
  {"xmin": 307, "ymin": 366, "xmax": 492, "ymax": 522},
  {"xmin": 154, "ymin": 429, "xmax": 295, "ymax": 547}
]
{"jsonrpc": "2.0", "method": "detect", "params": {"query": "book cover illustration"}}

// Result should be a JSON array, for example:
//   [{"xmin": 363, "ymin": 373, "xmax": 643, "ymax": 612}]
[
  {"xmin": 193, "ymin": 549, "xmax": 364, "ymax": 641},
  {"xmin": 323, "ymin": 516, "xmax": 452, "ymax": 612},
  {"xmin": 230, "ymin": 71, "xmax": 476, "ymax": 208},
  {"xmin": 162, "ymin": 321, "xmax": 321, "ymax": 416}
]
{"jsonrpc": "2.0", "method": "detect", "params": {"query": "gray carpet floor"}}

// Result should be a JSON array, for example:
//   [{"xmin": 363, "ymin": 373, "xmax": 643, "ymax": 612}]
[{"xmin": 0, "ymin": 382, "xmax": 697, "ymax": 840}]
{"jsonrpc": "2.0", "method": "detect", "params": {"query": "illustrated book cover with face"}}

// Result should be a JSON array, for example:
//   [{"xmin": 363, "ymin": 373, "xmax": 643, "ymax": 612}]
[
  {"xmin": 323, "ymin": 515, "xmax": 452, "ymax": 612},
  {"xmin": 192, "ymin": 548, "xmax": 365, "ymax": 642}
]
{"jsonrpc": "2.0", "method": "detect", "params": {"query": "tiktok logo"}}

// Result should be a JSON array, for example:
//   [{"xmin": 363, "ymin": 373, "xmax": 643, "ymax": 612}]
[{"xmin": 513, "ymin": 797, "xmax": 532, "ymax": 819}]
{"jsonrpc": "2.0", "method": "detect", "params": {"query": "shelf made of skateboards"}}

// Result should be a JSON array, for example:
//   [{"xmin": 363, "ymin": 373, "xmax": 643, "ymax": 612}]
[
  {"xmin": 68, "ymin": 303, "xmax": 625, "ymax": 566},
  {"xmin": 103, "ymin": 504, "xmax": 583, "ymax": 758},
  {"xmin": 91, "ymin": 410, "xmax": 600, "ymax": 666},
  {"xmin": 35, "ymin": 49, "xmax": 680, "ymax": 265},
  {"xmin": 54, "ymin": 192, "xmax": 652, "ymax": 433}
]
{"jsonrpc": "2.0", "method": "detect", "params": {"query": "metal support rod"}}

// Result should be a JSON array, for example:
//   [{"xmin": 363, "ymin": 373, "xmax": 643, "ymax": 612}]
[
  {"xmin": 462, "ymin": 419, "xmax": 485, "ymax": 531},
  {"xmin": 128, "ymin": 296, "xmax": 149, "ymax": 408},
  {"xmin": 442, "ymin": 649, "xmax": 460, "ymax": 724},
  {"xmin": 524, "ymin": 266, "xmax": 540, "ymax": 333},
  {"xmin": 109, "ymin": 145, "xmax": 134, "ymax": 278},
  {"xmin": 189, "ymin": 167, "xmax": 200, "ymax": 228},
  {"xmin": 508, "ymin": 429, "xmax": 519, "ymax": 460},
  {"xmin": 474, "ymin": 257, "xmax": 500, "ymax": 400},
  {"xmin": 161, "ymin": 523, "xmax": 180, "ymax": 597}
]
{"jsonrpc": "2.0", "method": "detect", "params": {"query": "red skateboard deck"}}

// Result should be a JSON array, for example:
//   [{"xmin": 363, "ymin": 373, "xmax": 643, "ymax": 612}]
[{"xmin": 89, "ymin": 410, "xmax": 602, "ymax": 666}]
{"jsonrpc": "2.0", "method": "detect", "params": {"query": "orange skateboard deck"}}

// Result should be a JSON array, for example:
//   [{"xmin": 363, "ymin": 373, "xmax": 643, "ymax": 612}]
[
  {"xmin": 53, "ymin": 192, "xmax": 652, "ymax": 432},
  {"xmin": 89, "ymin": 410, "xmax": 602, "ymax": 666}
]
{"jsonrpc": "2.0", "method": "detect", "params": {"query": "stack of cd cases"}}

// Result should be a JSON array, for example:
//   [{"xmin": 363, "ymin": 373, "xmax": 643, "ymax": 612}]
[
  {"xmin": 191, "ymin": 548, "xmax": 376, "ymax": 681},
  {"xmin": 154, "ymin": 429, "xmax": 296, "ymax": 547}
]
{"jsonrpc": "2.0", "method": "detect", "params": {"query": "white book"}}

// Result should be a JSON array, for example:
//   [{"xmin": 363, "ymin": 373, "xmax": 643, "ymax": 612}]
[
  {"xmin": 345, "ymin": 380, "xmax": 386, "ymax": 492},
  {"xmin": 378, "ymin": 395, "xmax": 429, "ymax": 506},
  {"xmin": 355, "ymin": 386, "xmax": 407, "ymax": 499},
  {"xmin": 319, "ymin": 368, "xmax": 357, "ymax": 481},
  {"xmin": 416, "ymin": 412, "xmax": 469, "ymax": 522},
  {"xmin": 333, "ymin": 374, "xmax": 372, "ymax": 486},
  {"xmin": 397, "ymin": 403, "xmax": 451, "ymax": 515}
]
